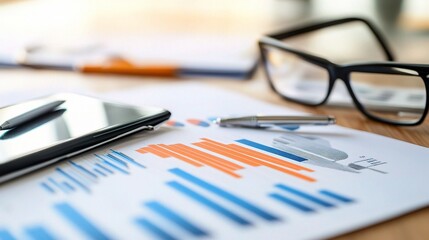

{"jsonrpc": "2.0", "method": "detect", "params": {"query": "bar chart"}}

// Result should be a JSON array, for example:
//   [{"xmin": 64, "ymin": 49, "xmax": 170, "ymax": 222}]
[
  {"xmin": 269, "ymin": 183, "xmax": 354, "ymax": 213},
  {"xmin": 273, "ymin": 134, "xmax": 388, "ymax": 173},
  {"xmin": 165, "ymin": 120, "xmax": 185, "ymax": 127},
  {"xmin": 39, "ymin": 149, "xmax": 145, "ymax": 194},
  {"xmin": 137, "ymin": 138, "xmax": 316, "ymax": 182},
  {"xmin": 186, "ymin": 119, "xmax": 210, "ymax": 127},
  {"xmin": 2, "ymin": 166, "xmax": 356, "ymax": 240},
  {"xmin": 348, "ymin": 157, "xmax": 387, "ymax": 174},
  {"xmin": 136, "ymin": 201, "xmax": 209, "ymax": 239}
]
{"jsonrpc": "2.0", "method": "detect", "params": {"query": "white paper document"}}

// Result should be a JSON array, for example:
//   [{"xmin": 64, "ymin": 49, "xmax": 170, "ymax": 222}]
[{"xmin": 1, "ymin": 84, "xmax": 429, "ymax": 240}]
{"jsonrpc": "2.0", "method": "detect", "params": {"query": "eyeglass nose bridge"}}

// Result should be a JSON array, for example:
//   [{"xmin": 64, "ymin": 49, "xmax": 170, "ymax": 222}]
[
  {"xmin": 326, "ymin": 65, "xmax": 351, "ymax": 94},
  {"xmin": 325, "ymin": 65, "xmax": 357, "ymax": 101},
  {"xmin": 329, "ymin": 64, "xmax": 349, "ymax": 81}
]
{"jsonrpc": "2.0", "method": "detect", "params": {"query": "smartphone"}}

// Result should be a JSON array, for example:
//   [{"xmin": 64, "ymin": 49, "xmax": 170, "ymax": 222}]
[{"xmin": 0, "ymin": 93, "xmax": 171, "ymax": 183}]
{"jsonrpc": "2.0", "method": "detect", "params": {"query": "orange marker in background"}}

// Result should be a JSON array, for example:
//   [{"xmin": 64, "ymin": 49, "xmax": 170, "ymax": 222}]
[
  {"xmin": 9, "ymin": 47, "xmax": 257, "ymax": 79},
  {"xmin": 80, "ymin": 57, "xmax": 180, "ymax": 77}
]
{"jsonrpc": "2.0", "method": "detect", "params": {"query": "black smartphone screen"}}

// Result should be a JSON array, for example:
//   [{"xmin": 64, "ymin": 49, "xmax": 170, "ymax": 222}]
[{"xmin": 0, "ymin": 93, "xmax": 170, "ymax": 181}]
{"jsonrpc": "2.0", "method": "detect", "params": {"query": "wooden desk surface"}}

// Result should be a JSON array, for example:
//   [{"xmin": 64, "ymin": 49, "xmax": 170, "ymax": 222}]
[{"xmin": 0, "ymin": 0, "xmax": 428, "ymax": 239}]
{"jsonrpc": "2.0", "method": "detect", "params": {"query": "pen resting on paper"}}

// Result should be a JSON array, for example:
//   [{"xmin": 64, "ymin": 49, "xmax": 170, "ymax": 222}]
[{"xmin": 215, "ymin": 115, "xmax": 335, "ymax": 128}]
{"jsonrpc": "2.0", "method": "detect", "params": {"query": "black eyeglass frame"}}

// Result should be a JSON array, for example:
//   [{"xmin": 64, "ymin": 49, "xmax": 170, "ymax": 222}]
[{"xmin": 258, "ymin": 17, "xmax": 429, "ymax": 126}]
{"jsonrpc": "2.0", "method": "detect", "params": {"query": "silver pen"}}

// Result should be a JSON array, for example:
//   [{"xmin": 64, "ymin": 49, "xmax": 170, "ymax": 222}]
[
  {"xmin": 215, "ymin": 115, "xmax": 335, "ymax": 128},
  {"xmin": 0, "ymin": 100, "xmax": 65, "ymax": 130}
]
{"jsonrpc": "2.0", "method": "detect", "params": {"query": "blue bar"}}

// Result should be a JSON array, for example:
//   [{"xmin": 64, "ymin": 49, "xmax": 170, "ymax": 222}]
[
  {"xmin": 275, "ymin": 184, "xmax": 334, "ymax": 208},
  {"xmin": 111, "ymin": 149, "xmax": 145, "ymax": 168},
  {"xmin": 102, "ymin": 160, "xmax": 129, "ymax": 175},
  {"xmin": 135, "ymin": 218, "xmax": 177, "ymax": 240},
  {"xmin": 63, "ymin": 182, "xmax": 75, "ymax": 192},
  {"xmin": 56, "ymin": 168, "xmax": 90, "ymax": 193},
  {"xmin": 0, "ymin": 229, "xmax": 15, "ymax": 240},
  {"xmin": 236, "ymin": 139, "xmax": 306, "ymax": 162},
  {"xmin": 95, "ymin": 163, "xmax": 114, "ymax": 175},
  {"xmin": 105, "ymin": 154, "xmax": 128, "ymax": 168},
  {"xmin": 170, "ymin": 168, "xmax": 280, "ymax": 221},
  {"xmin": 48, "ymin": 177, "xmax": 68, "ymax": 193},
  {"xmin": 25, "ymin": 226, "xmax": 56, "ymax": 240},
  {"xmin": 69, "ymin": 161, "xmax": 98, "ymax": 179},
  {"xmin": 269, "ymin": 193, "xmax": 315, "ymax": 213},
  {"xmin": 145, "ymin": 201, "xmax": 209, "ymax": 237},
  {"xmin": 95, "ymin": 154, "xmax": 129, "ymax": 174},
  {"xmin": 93, "ymin": 168, "xmax": 107, "ymax": 177},
  {"xmin": 40, "ymin": 182, "xmax": 55, "ymax": 194},
  {"xmin": 319, "ymin": 190, "xmax": 354, "ymax": 203},
  {"xmin": 54, "ymin": 203, "xmax": 110, "ymax": 240},
  {"xmin": 167, "ymin": 181, "xmax": 252, "ymax": 226}
]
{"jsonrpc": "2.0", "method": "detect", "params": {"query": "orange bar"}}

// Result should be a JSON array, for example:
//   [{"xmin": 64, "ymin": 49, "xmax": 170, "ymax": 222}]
[
  {"xmin": 197, "ymin": 141, "xmax": 315, "ymax": 182},
  {"xmin": 155, "ymin": 145, "xmax": 203, "ymax": 167},
  {"xmin": 201, "ymin": 138, "xmax": 313, "ymax": 172},
  {"xmin": 201, "ymin": 138, "xmax": 230, "ymax": 147},
  {"xmin": 228, "ymin": 144, "xmax": 312, "ymax": 172},
  {"xmin": 172, "ymin": 144, "xmax": 243, "ymax": 171},
  {"xmin": 137, "ymin": 145, "xmax": 203, "ymax": 167},
  {"xmin": 257, "ymin": 160, "xmax": 316, "ymax": 182},
  {"xmin": 193, "ymin": 142, "xmax": 260, "ymax": 166},
  {"xmin": 164, "ymin": 144, "xmax": 241, "ymax": 178},
  {"xmin": 137, "ymin": 146, "xmax": 169, "ymax": 158},
  {"xmin": 136, "ymin": 148, "xmax": 147, "ymax": 154}
]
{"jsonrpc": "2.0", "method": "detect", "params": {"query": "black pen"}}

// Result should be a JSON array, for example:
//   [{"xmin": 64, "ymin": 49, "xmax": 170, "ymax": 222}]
[{"xmin": 0, "ymin": 100, "xmax": 65, "ymax": 130}]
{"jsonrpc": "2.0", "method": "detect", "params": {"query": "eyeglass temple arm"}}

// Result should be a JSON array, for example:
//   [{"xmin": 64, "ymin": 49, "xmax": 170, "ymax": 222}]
[{"xmin": 267, "ymin": 17, "xmax": 395, "ymax": 62}]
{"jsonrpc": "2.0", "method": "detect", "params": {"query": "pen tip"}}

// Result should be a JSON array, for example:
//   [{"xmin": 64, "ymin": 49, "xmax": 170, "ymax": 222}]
[{"xmin": 213, "ymin": 117, "xmax": 221, "ymax": 125}]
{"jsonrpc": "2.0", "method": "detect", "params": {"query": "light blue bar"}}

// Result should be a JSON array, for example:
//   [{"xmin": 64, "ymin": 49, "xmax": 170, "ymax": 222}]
[
  {"xmin": 167, "ymin": 181, "xmax": 252, "ymax": 226},
  {"xmin": 40, "ymin": 182, "xmax": 55, "ymax": 194},
  {"xmin": 269, "ymin": 193, "xmax": 315, "ymax": 213},
  {"xmin": 145, "ymin": 201, "xmax": 209, "ymax": 237},
  {"xmin": 275, "ymin": 184, "xmax": 334, "ymax": 208},
  {"xmin": 135, "ymin": 218, "xmax": 177, "ymax": 240},
  {"xmin": 54, "ymin": 203, "xmax": 110, "ymax": 240},
  {"xmin": 62, "ymin": 182, "xmax": 75, "ymax": 192},
  {"xmin": 95, "ymin": 154, "xmax": 129, "ymax": 174},
  {"xmin": 170, "ymin": 168, "xmax": 280, "ymax": 221},
  {"xmin": 102, "ymin": 160, "xmax": 129, "ymax": 175},
  {"xmin": 48, "ymin": 177, "xmax": 68, "ymax": 193},
  {"xmin": 93, "ymin": 168, "xmax": 107, "ymax": 177},
  {"xmin": 110, "ymin": 149, "xmax": 146, "ymax": 168},
  {"xmin": 25, "ymin": 226, "xmax": 56, "ymax": 240},
  {"xmin": 95, "ymin": 163, "xmax": 114, "ymax": 175},
  {"xmin": 56, "ymin": 168, "xmax": 90, "ymax": 193},
  {"xmin": 69, "ymin": 161, "xmax": 98, "ymax": 179},
  {"xmin": 236, "ymin": 139, "xmax": 306, "ymax": 162},
  {"xmin": 0, "ymin": 229, "xmax": 15, "ymax": 240},
  {"xmin": 105, "ymin": 154, "xmax": 128, "ymax": 168},
  {"xmin": 319, "ymin": 190, "xmax": 354, "ymax": 203}
]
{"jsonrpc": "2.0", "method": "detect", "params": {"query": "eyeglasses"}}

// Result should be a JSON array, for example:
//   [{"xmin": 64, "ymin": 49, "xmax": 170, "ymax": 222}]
[{"xmin": 259, "ymin": 17, "xmax": 429, "ymax": 126}]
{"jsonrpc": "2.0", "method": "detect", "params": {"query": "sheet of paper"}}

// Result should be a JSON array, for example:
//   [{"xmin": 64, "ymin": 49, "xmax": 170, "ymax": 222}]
[
  {"xmin": 0, "ymin": 34, "xmax": 257, "ymax": 75},
  {"xmin": 1, "ymin": 83, "xmax": 429, "ymax": 240}
]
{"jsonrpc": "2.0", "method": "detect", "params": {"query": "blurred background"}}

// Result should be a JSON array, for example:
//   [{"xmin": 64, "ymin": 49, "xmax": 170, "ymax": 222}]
[
  {"xmin": 0, "ymin": 0, "xmax": 427, "ymax": 59},
  {"xmin": 0, "ymin": 0, "xmax": 427, "ymax": 97}
]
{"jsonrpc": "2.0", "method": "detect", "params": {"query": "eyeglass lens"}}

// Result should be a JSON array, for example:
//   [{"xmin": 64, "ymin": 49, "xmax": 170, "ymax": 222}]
[
  {"xmin": 263, "ymin": 45, "xmax": 329, "ymax": 104},
  {"xmin": 350, "ymin": 69, "xmax": 426, "ymax": 124}
]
